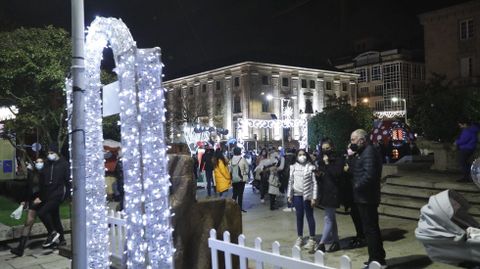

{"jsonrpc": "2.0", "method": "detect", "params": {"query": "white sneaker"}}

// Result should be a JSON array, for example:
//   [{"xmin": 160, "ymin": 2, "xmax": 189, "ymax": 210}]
[
  {"xmin": 303, "ymin": 238, "xmax": 316, "ymax": 252},
  {"xmin": 282, "ymin": 207, "xmax": 294, "ymax": 212},
  {"xmin": 260, "ymin": 199, "xmax": 265, "ymax": 203},
  {"xmin": 294, "ymin": 237, "xmax": 303, "ymax": 248}
]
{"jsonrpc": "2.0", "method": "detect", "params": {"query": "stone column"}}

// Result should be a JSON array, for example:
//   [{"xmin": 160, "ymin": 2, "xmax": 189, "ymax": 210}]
[
  {"xmin": 334, "ymin": 79, "xmax": 341, "ymax": 98},
  {"xmin": 207, "ymin": 79, "xmax": 214, "ymax": 126},
  {"xmin": 292, "ymin": 76, "xmax": 300, "ymax": 140},
  {"xmin": 271, "ymin": 73, "xmax": 280, "ymax": 141},
  {"xmin": 224, "ymin": 75, "xmax": 233, "ymax": 138},
  {"xmin": 317, "ymin": 77, "xmax": 325, "ymax": 112}
]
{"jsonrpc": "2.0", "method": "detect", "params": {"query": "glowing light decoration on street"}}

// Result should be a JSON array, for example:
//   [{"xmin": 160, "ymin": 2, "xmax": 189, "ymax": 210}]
[{"xmin": 67, "ymin": 17, "xmax": 173, "ymax": 268}]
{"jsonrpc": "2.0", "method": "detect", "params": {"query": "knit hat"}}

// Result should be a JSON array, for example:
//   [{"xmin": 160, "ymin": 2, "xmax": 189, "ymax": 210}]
[{"xmin": 48, "ymin": 143, "xmax": 59, "ymax": 153}]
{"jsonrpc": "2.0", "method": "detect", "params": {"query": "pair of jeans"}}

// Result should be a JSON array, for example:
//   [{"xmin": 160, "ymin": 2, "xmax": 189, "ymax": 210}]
[
  {"xmin": 205, "ymin": 169, "xmax": 215, "ymax": 196},
  {"xmin": 356, "ymin": 203, "xmax": 386, "ymax": 264},
  {"xmin": 293, "ymin": 196, "xmax": 315, "ymax": 237},
  {"xmin": 232, "ymin": 182, "xmax": 246, "ymax": 210},
  {"xmin": 37, "ymin": 197, "xmax": 64, "ymax": 236},
  {"xmin": 320, "ymin": 207, "xmax": 339, "ymax": 244},
  {"xmin": 458, "ymin": 149, "xmax": 475, "ymax": 180}
]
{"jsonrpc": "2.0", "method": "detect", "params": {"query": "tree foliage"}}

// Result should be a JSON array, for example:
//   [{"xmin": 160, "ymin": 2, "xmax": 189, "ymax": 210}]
[
  {"xmin": 308, "ymin": 99, "xmax": 373, "ymax": 154},
  {"xmin": 409, "ymin": 74, "xmax": 475, "ymax": 142},
  {"xmin": 0, "ymin": 26, "xmax": 71, "ymax": 161}
]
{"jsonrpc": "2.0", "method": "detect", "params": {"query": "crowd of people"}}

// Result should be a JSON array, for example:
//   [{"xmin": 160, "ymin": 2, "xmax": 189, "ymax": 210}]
[{"xmin": 193, "ymin": 128, "xmax": 388, "ymax": 269}]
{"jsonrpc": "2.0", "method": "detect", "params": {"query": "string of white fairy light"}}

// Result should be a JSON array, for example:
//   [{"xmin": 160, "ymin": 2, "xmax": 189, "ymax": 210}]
[{"xmin": 74, "ymin": 16, "xmax": 173, "ymax": 268}]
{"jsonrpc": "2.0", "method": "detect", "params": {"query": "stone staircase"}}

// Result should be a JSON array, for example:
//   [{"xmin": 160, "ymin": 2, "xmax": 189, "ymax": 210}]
[{"xmin": 379, "ymin": 169, "xmax": 480, "ymax": 222}]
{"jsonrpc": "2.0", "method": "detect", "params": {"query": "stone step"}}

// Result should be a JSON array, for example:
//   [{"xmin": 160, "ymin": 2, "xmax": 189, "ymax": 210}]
[
  {"xmin": 381, "ymin": 194, "xmax": 480, "ymax": 218},
  {"xmin": 378, "ymin": 204, "xmax": 420, "ymax": 220},
  {"xmin": 379, "ymin": 204, "xmax": 480, "ymax": 223},
  {"xmin": 385, "ymin": 174, "xmax": 478, "ymax": 193},
  {"xmin": 381, "ymin": 184, "xmax": 480, "ymax": 204}
]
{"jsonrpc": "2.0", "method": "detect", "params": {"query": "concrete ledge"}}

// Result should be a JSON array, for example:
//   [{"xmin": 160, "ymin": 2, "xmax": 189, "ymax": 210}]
[{"xmin": 0, "ymin": 219, "xmax": 71, "ymax": 242}]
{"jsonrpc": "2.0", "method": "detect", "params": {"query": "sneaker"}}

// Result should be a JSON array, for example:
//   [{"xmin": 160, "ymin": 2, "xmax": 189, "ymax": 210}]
[
  {"xmin": 363, "ymin": 261, "xmax": 388, "ymax": 269},
  {"xmin": 303, "ymin": 238, "xmax": 316, "ymax": 252},
  {"xmin": 294, "ymin": 237, "xmax": 304, "ymax": 248},
  {"xmin": 327, "ymin": 241, "xmax": 340, "ymax": 252},
  {"xmin": 42, "ymin": 232, "xmax": 60, "ymax": 248},
  {"xmin": 282, "ymin": 207, "xmax": 295, "ymax": 212}
]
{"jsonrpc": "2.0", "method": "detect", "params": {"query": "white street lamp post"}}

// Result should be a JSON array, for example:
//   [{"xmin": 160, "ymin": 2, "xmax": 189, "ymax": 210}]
[{"xmin": 392, "ymin": 97, "xmax": 407, "ymax": 124}]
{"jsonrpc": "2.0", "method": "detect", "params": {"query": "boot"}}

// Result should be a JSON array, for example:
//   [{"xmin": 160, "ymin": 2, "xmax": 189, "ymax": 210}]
[{"xmin": 10, "ymin": 236, "xmax": 28, "ymax": 256}]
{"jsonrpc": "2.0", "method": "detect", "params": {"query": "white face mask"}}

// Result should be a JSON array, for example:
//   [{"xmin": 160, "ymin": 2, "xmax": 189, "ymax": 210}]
[
  {"xmin": 35, "ymin": 163, "xmax": 44, "ymax": 170},
  {"xmin": 298, "ymin": 155, "xmax": 307, "ymax": 163},
  {"xmin": 47, "ymin": 153, "xmax": 57, "ymax": 161}
]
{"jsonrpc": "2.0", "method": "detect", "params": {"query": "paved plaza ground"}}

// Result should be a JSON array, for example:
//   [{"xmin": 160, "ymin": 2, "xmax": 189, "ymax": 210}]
[{"xmin": 0, "ymin": 184, "xmax": 465, "ymax": 269}]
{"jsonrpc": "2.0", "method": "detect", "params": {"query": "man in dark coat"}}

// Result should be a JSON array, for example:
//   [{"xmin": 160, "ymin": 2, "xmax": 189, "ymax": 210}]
[
  {"xmin": 37, "ymin": 143, "xmax": 70, "ymax": 248},
  {"xmin": 349, "ymin": 129, "xmax": 387, "ymax": 269}
]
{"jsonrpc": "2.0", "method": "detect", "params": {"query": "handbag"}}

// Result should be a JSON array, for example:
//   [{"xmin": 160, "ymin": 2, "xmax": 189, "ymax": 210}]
[{"xmin": 10, "ymin": 204, "xmax": 24, "ymax": 220}]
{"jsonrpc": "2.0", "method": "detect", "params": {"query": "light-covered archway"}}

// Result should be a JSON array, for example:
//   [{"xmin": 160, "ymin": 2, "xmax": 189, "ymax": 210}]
[{"xmin": 67, "ymin": 17, "xmax": 173, "ymax": 268}]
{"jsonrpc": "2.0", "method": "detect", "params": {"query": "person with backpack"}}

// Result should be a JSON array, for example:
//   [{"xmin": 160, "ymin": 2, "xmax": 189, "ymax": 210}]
[
  {"xmin": 231, "ymin": 147, "xmax": 249, "ymax": 212},
  {"xmin": 268, "ymin": 149, "xmax": 284, "ymax": 210}
]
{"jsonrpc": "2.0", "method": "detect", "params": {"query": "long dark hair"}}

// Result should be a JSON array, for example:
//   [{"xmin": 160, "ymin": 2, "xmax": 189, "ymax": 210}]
[{"xmin": 213, "ymin": 148, "xmax": 227, "ymax": 167}]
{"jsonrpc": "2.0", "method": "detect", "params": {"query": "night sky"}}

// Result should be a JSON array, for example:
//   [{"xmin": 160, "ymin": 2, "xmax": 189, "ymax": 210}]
[{"xmin": 0, "ymin": 0, "xmax": 470, "ymax": 79}]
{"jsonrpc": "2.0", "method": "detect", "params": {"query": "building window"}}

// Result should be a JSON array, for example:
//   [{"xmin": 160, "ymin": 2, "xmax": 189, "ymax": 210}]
[
  {"xmin": 301, "ymin": 79, "xmax": 307, "ymax": 88},
  {"xmin": 371, "ymin": 65, "xmax": 381, "ymax": 81},
  {"xmin": 189, "ymin": 87, "xmax": 193, "ymax": 95},
  {"xmin": 460, "ymin": 57, "xmax": 473, "ymax": 77},
  {"xmin": 305, "ymin": 99, "xmax": 313, "ymax": 114},
  {"xmin": 375, "ymin": 101, "xmax": 384, "ymax": 111},
  {"xmin": 262, "ymin": 75, "xmax": 269, "ymax": 85},
  {"xmin": 234, "ymin": 77, "xmax": 240, "ymax": 87},
  {"xmin": 261, "ymin": 99, "xmax": 269, "ymax": 112},
  {"xmin": 309, "ymin": 80, "xmax": 315, "ymax": 89},
  {"xmin": 342, "ymin": 83, "xmax": 348, "ymax": 92},
  {"xmin": 233, "ymin": 95, "xmax": 241, "ymax": 113},
  {"xmin": 326, "ymin": 81, "xmax": 332, "ymax": 91},
  {"xmin": 460, "ymin": 19, "xmax": 474, "ymax": 40},
  {"xmin": 216, "ymin": 81, "xmax": 221, "ymax": 90},
  {"xmin": 202, "ymin": 84, "xmax": 207, "ymax": 93},
  {"xmin": 357, "ymin": 68, "xmax": 367, "ymax": 83},
  {"xmin": 374, "ymin": 85, "xmax": 383, "ymax": 96},
  {"xmin": 282, "ymin": 77, "xmax": 289, "ymax": 87}
]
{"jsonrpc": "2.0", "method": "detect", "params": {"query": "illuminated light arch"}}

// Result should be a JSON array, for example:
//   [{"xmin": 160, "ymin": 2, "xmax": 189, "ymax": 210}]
[
  {"xmin": 67, "ymin": 17, "xmax": 173, "ymax": 268},
  {"xmin": 236, "ymin": 117, "xmax": 308, "ymax": 149}
]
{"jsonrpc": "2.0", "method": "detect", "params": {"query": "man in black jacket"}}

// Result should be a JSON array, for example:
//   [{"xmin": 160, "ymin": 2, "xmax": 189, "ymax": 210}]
[
  {"xmin": 349, "ymin": 129, "xmax": 387, "ymax": 269},
  {"xmin": 37, "ymin": 143, "xmax": 70, "ymax": 248}
]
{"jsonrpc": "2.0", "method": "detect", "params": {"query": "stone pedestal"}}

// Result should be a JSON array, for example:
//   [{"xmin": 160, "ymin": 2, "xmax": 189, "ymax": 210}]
[
  {"xmin": 429, "ymin": 143, "xmax": 460, "ymax": 171},
  {"xmin": 169, "ymin": 154, "xmax": 242, "ymax": 269}
]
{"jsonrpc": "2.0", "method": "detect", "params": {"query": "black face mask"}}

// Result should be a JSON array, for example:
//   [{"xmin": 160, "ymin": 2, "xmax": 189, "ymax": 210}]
[
  {"xmin": 323, "ymin": 150, "xmax": 333, "ymax": 156},
  {"xmin": 349, "ymin": 144, "xmax": 359, "ymax": 152}
]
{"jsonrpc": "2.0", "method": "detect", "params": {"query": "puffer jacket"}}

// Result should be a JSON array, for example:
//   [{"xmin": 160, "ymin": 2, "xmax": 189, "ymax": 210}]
[
  {"xmin": 287, "ymin": 162, "xmax": 317, "ymax": 201},
  {"xmin": 214, "ymin": 159, "xmax": 231, "ymax": 192},
  {"xmin": 351, "ymin": 144, "xmax": 383, "ymax": 204}
]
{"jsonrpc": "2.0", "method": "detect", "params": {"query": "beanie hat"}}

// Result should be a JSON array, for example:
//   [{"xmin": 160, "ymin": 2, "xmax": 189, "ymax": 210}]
[{"xmin": 48, "ymin": 143, "xmax": 59, "ymax": 153}]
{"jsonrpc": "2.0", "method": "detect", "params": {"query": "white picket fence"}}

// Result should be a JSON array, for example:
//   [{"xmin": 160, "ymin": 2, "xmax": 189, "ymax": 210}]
[
  {"xmin": 208, "ymin": 229, "xmax": 382, "ymax": 269},
  {"xmin": 107, "ymin": 210, "xmax": 126, "ymax": 267},
  {"xmin": 105, "ymin": 215, "xmax": 382, "ymax": 269}
]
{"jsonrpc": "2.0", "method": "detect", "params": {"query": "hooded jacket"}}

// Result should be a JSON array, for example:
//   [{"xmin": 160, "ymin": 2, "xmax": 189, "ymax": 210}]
[
  {"xmin": 40, "ymin": 156, "xmax": 70, "ymax": 201},
  {"xmin": 456, "ymin": 124, "xmax": 480, "ymax": 151}
]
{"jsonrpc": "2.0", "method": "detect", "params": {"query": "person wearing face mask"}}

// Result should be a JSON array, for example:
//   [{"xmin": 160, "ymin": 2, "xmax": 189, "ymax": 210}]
[
  {"xmin": 349, "ymin": 129, "xmax": 387, "ymax": 269},
  {"xmin": 37, "ymin": 143, "xmax": 71, "ymax": 248},
  {"xmin": 287, "ymin": 149, "xmax": 317, "ymax": 253},
  {"xmin": 10, "ymin": 158, "xmax": 47, "ymax": 256},
  {"xmin": 313, "ymin": 138, "xmax": 345, "ymax": 253}
]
